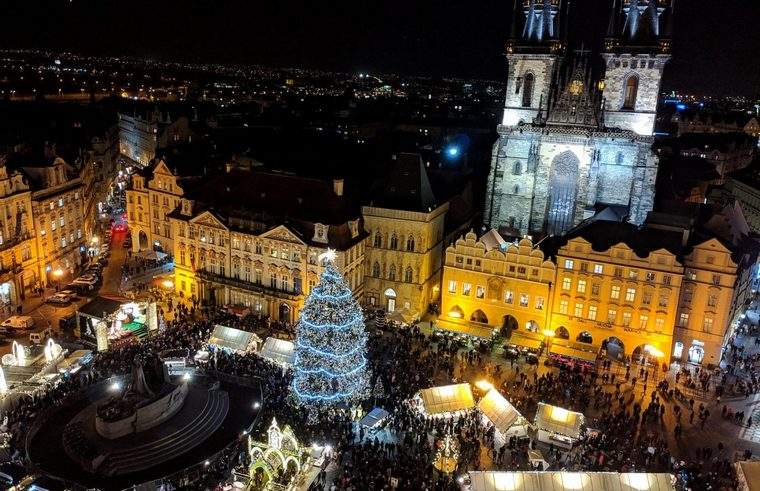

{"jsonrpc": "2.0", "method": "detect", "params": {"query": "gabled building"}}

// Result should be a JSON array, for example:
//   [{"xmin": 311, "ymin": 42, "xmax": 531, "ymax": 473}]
[{"xmin": 362, "ymin": 153, "xmax": 448, "ymax": 318}]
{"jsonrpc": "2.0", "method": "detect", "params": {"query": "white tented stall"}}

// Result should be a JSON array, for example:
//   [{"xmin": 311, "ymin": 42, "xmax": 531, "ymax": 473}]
[
  {"xmin": 465, "ymin": 471, "xmax": 676, "ymax": 491},
  {"xmin": 417, "ymin": 383, "xmax": 475, "ymax": 417},
  {"xmin": 207, "ymin": 325, "xmax": 262, "ymax": 354},
  {"xmin": 533, "ymin": 403, "xmax": 585, "ymax": 450},
  {"xmin": 259, "ymin": 337, "xmax": 296, "ymax": 366},
  {"xmin": 477, "ymin": 389, "xmax": 529, "ymax": 442}
]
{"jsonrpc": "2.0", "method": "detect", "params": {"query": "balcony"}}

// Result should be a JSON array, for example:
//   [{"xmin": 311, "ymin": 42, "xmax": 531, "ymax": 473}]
[
  {"xmin": 0, "ymin": 232, "xmax": 33, "ymax": 253},
  {"xmin": 196, "ymin": 269, "xmax": 302, "ymax": 301}
]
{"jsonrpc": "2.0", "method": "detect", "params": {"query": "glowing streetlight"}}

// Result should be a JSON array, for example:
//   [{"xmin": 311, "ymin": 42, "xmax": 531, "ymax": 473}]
[
  {"xmin": 90, "ymin": 236, "xmax": 99, "ymax": 244},
  {"xmin": 446, "ymin": 146, "xmax": 460, "ymax": 158},
  {"xmin": 53, "ymin": 268, "xmax": 64, "ymax": 278},
  {"xmin": 474, "ymin": 380, "xmax": 493, "ymax": 392},
  {"xmin": 542, "ymin": 329, "xmax": 555, "ymax": 338},
  {"xmin": 162, "ymin": 279, "xmax": 174, "ymax": 289}
]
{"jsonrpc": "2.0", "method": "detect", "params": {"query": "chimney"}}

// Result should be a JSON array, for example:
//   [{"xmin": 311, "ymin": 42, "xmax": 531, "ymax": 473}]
[{"xmin": 333, "ymin": 178, "xmax": 344, "ymax": 197}]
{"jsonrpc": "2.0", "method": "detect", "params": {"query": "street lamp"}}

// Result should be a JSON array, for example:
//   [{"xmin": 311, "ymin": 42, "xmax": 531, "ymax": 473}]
[{"xmin": 52, "ymin": 268, "xmax": 64, "ymax": 290}]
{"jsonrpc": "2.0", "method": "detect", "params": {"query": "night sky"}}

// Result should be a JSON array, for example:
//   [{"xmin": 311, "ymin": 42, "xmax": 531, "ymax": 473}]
[{"xmin": 3, "ymin": 0, "xmax": 759, "ymax": 96}]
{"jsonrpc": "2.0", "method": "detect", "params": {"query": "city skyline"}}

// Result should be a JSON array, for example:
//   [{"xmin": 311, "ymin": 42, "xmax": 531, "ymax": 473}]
[{"xmin": 2, "ymin": 0, "xmax": 759, "ymax": 96}]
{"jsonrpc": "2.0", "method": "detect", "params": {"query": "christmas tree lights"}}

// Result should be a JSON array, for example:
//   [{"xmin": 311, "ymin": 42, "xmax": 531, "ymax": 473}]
[{"xmin": 291, "ymin": 259, "xmax": 369, "ymax": 406}]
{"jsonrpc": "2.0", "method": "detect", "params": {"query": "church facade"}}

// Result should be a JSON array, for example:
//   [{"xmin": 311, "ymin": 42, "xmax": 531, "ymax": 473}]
[{"xmin": 485, "ymin": 0, "xmax": 674, "ymax": 237}]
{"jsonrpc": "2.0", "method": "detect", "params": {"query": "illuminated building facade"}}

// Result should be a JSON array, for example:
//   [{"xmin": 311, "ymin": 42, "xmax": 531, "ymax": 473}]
[
  {"xmin": 362, "ymin": 154, "xmax": 447, "ymax": 317},
  {"xmin": 484, "ymin": 0, "xmax": 673, "ymax": 236},
  {"xmin": 169, "ymin": 170, "xmax": 366, "ymax": 323},
  {"xmin": 118, "ymin": 113, "xmax": 157, "ymax": 168},
  {"xmin": 441, "ymin": 230, "xmax": 555, "ymax": 336}
]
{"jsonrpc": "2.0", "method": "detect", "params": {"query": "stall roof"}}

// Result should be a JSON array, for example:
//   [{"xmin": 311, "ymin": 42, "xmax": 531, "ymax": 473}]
[
  {"xmin": 467, "ymin": 471, "xmax": 676, "ymax": 491},
  {"xmin": 736, "ymin": 461, "xmax": 760, "ymax": 491},
  {"xmin": 208, "ymin": 325, "xmax": 260, "ymax": 353},
  {"xmin": 419, "ymin": 383, "xmax": 475, "ymax": 415},
  {"xmin": 551, "ymin": 339, "xmax": 598, "ymax": 353},
  {"xmin": 360, "ymin": 407, "xmax": 390, "ymax": 428},
  {"xmin": 508, "ymin": 334, "xmax": 543, "ymax": 350},
  {"xmin": 77, "ymin": 296, "xmax": 123, "ymax": 319},
  {"xmin": 259, "ymin": 337, "xmax": 295, "ymax": 365},
  {"xmin": 549, "ymin": 345, "xmax": 598, "ymax": 364},
  {"xmin": 534, "ymin": 403, "xmax": 584, "ymax": 439},
  {"xmin": 478, "ymin": 389, "xmax": 521, "ymax": 434}
]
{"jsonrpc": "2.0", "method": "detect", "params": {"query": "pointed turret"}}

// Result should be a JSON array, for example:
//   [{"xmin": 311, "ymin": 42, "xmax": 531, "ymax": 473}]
[
  {"xmin": 506, "ymin": 0, "xmax": 564, "ymax": 55},
  {"xmin": 605, "ymin": 0, "xmax": 620, "ymax": 51}
]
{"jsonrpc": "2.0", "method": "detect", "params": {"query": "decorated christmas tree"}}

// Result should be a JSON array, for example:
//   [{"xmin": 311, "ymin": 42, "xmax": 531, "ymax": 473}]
[{"xmin": 291, "ymin": 252, "xmax": 369, "ymax": 406}]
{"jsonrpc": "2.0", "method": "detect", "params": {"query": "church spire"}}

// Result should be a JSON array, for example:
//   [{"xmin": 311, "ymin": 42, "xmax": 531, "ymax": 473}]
[
  {"xmin": 605, "ymin": 0, "xmax": 619, "ymax": 51},
  {"xmin": 509, "ymin": 0, "xmax": 520, "ymax": 40}
]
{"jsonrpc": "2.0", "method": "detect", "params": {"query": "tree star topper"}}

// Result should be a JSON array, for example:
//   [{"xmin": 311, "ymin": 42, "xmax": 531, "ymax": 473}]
[{"xmin": 318, "ymin": 248, "xmax": 337, "ymax": 264}]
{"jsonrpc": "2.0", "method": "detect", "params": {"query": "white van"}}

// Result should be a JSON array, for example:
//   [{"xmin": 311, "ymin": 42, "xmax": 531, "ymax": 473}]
[
  {"xmin": 1, "ymin": 316, "xmax": 35, "ymax": 330},
  {"xmin": 29, "ymin": 327, "xmax": 54, "ymax": 345}
]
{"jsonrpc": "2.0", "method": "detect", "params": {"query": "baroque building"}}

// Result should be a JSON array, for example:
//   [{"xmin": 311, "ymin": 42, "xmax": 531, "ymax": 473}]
[
  {"xmin": 169, "ymin": 169, "xmax": 366, "ymax": 323},
  {"xmin": 362, "ymin": 153, "xmax": 448, "ymax": 317},
  {"xmin": 484, "ymin": 0, "xmax": 673, "ymax": 236}
]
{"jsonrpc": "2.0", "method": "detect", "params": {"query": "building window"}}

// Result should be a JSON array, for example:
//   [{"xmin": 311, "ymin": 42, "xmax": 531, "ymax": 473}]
[
  {"xmin": 678, "ymin": 312, "xmax": 689, "ymax": 327},
  {"xmin": 559, "ymin": 300, "xmax": 569, "ymax": 314},
  {"xmin": 389, "ymin": 264, "xmax": 396, "ymax": 281},
  {"xmin": 703, "ymin": 317, "xmax": 714, "ymax": 332},
  {"xmin": 685, "ymin": 269, "xmax": 697, "ymax": 281},
  {"xmin": 625, "ymin": 288, "xmax": 636, "ymax": 302},
  {"xmin": 607, "ymin": 309, "xmax": 617, "ymax": 324},
  {"xmin": 712, "ymin": 274, "xmax": 721, "ymax": 286},
  {"xmin": 610, "ymin": 285, "xmax": 621, "ymax": 300},
  {"xmin": 390, "ymin": 235, "xmax": 398, "ymax": 249},
  {"xmin": 448, "ymin": 280, "xmax": 457, "ymax": 293},
  {"xmin": 505, "ymin": 290, "xmax": 513, "ymax": 304},
  {"xmin": 574, "ymin": 303, "xmax": 583, "ymax": 317},
  {"xmin": 655, "ymin": 318, "xmax": 665, "ymax": 331},
  {"xmin": 658, "ymin": 294, "xmax": 669, "ymax": 308},
  {"xmin": 640, "ymin": 315, "xmax": 649, "ymax": 330},
  {"xmin": 577, "ymin": 280, "xmax": 587, "ymax": 294},
  {"xmin": 646, "ymin": 272, "xmax": 656, "ymax": 282},
  {"xmin": 513, "ymin": 161, "xmax": 521, "ymax": 175},
  {"xmin": 564, "ymin": 259, "xmax": 574, "ymax": 270},
  {"xmin": 520, "ymin": 294, "xmax": 529, "ymax": 307},
  {"xmin": 614, "ymin": 267, "xmax": 623, "ymax": 278},
  {"xmin": 61, "ymin": 237, "xmax": 67, "ymax": 247},
  {"xmin": 628, "ymin": 270, "xmax": 638, "ymax": 280},
  {"xmin": 591, "ymin": 283, "xmax": 600, "ymax": 296},
  {"xmin": 372, "ymin": 262, "xmax": 380, "ymax": 277},
  {"xmin": 51, "ymin": 220, "xmax": 56, "ymax": 231},
  {"xmin": 476, "ymin": 285, "xmax": 485, "ymax": 299},
  {"xmin": 593, "ymin": 264, "xmax": 603, "ymax": 274},
  {"xmin": 535, "ymin": 297, "xmax": 544, "ymax": 310},
  {"xmin": 521, "ymin": 72, "xmax": 534, "ymax": 107},
  {"xmin": 462, "ymin": 283, "xmax": 472, "ymax": 296},
  {"xmin": 562, "ymin": 277, "xmax": 572, "ymax": 291},
  {"xmin": 682, "ymin": 288, "xmax": 693, "ymax": 305},
  {"xmin": 58, "ymin": 198, "xmax": 64, "ymax": 207},
  {"xmin": 373, "ymin": 233, "xmax": 382, "ymax": 248},
  {"xmin": 588, "ymin": 305, "xmax": 598, "ymax": 320},
  {"xmin": 405, "ymin": 267, "xmax": 413, "ymax": 283},
  {"xmin": 663, "ymin": 275, "xmax": 672, "ymax": 286},
  {"xmin": 642, "ymin": 292, "xmax": 652, "ymax": 305},
  {"xmin": 707, "ymin": 294, "xmax": 718, "ymax": 308},
  {"xmin": 622, "ymin": 74, "xmax": 638, "ymax": 110},
  {"xmin": 406, "ymin": 236, "xmax": 415, "ymax": 251},
  {"xmin": 622, "ymin": 312, "xmax": 632, "ymax": 327}
]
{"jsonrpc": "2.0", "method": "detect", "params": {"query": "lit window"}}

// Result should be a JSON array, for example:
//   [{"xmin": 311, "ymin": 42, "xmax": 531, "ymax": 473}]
[
  {"xmin": 574, "ymin": 303, "xmax": 583, "ymax": 317},
  {"xmin": 49, "ymin": 202, "xmax": 54, "ymax": 210},
  {"xmin": 707, "ymin": 294, "xmax": 718, "ymax": 307},
  {"xmin": 61, "ymin": 237, "xmax": 66, "ymax": 247},
  {"xmin": 564, "ymin": 259, "xmax": 574, "ymax": 270},
  {"xmin": 504, "ymin": 290, "xmax": 514, "ymax": 304},
  {"xmin": 593, "ymin": 264, "xmax": 603, "ymax": 274},
  {"xmin": 622, "ymin": 312, "xmax": 632, "ymax": 327},
  {"xmin": 535, "ymin": 297, "xmax": 544, "ymax": 310},
  {"xmin": 577, "ymin": 280, "xmax": 587, "ymax": 294},
  {"xmin": 559, "ymin": 300, "xmax": 568, "ymax": 314},
  {"xmin": 588, "ymin": 305, "xmax": 597, "ymax": 320},
  {"xmin": 58, "ymin": 198, "xmax": 63, "ymax": 207},
  {"xmin": 655, "ymin": 318, "xmax": 665, "ymax": 331},
  {"xmin": 476, "ymin": 286, "xmax": 485, "ymax": 299},
  {"xmin": 51, "ymin": 220, "xmax": 56, "ymax": 231},
  {"xmin": 610, "ymin": 285, "xmax": 620, "ymax": 300},
  {"xmin": 625, "ymin": 288, "xmax": 636, "ymax": 302},
  {"xmin": 703, "ymin": 317, "xmax": 714, "ymax": 332},
  {"xmin": 678, "ymin": 313, "xmax": 689, "ymax": 327},
  {"xmin": 462, "ymin": 283, "xmax": 471, "ymax": 296},
  {"xmin": 639, "ymin": 315, "xmax": 649, "ymax": 330},
  {"xmin": 448, "ymin": 280, "xmax": 457, "ymax": 293},
  {"xmin": 520, "ymin": 294, "xmax": 529, "ymax": 307},
  {"xmin": 562, "ymin": 277, "xmax": 572, "ymax": 291},
  {"xmin": 607, "ymin": 309, "xmax": 617, "ymax": 324}
]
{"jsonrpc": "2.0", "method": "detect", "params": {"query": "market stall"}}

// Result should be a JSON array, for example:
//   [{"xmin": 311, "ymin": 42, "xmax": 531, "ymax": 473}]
[
  {"xmin": 464, "ymin": 471, "xmax": 676, "ymax": 491},
  {"xmin": 416, "ymin": 383, "xmax": 475, "ymax": 418},
  {"xmin": 259, "ymin": 337, "xmax": 295, "ymax": 366},
  {"xmin": 477, "ymin": 388, "xmax": 529, "ymax": 442},
  {"xmin": 533, "ymin": 403, "xmax": 585, "ymax": 450},
  {"xmin": 207, "ymin": 325, "xmax": 262, "ymax": 354},
  {"xmin": 548, "ymin": 344, "xmax": 598, "ymax": 369}
]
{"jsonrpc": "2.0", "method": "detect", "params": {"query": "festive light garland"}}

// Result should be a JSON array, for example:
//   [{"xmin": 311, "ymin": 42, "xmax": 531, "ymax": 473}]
[{"xmin": 291, "ymin": 261, "xmax": 370, "ymax": 406}]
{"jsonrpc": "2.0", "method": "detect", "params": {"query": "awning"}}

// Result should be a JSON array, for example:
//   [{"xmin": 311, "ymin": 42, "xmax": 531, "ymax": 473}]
[
  {"xmin": 549, "ymin": 345, "xmax": 598, "ymax": 364},
  {"xmin": 434, "ymin": 318, "xmax": 494, "ymax": 339},
  {"xmin": 208, "ymin": 324, "xmax": 261, "ymax": 353},
  {"xmin": 359, "ymin": 407, "xmax": 390, "ymax": 428},
  {"xmin": 419, "ymin": 383, "xmax": 475, "ymax": 415},
  {"xmin": 467, "ymin": 471, "xmax": 676, "ymax": 491},
  {"xmin": 77, "ymin": 296, "xmax": 123, "ymax": 319},
  {"xmin": 508, "ymin": 334, "xmax": 543, "ymax": 350},
  {"xmin": 534, "ymin": 403, "xmax": 584, "ymax": 439},
  {"xmin": 478, "ymin": 389, "xmax": 521, "ymax": 434},
  {"xmin": 136, "ymin": 250, "xmax": 167, "ymax": 261},
  {"xmin": 259, "ymin": 337, "xmax": 295, "ymax": 365},
  {"xmin": 387, "ymin": 308, "xmax": 418, "ymax": 324}
]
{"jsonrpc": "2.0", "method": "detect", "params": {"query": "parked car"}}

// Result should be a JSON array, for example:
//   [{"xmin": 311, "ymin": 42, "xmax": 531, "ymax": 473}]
[
  {"xmin": 59, "ymin": 289, "xmax": 79, "ymax": 300},
  {"xmin": 45, "ymin": 293, "xmax": 71, "ymax": 305},
  {"xmin": 29, "ymin": 327, "xmax": 54, "ymax": 345},
  {"xmin": 1, "ymin": 315, "xmax": 35, "ymax": 330}
]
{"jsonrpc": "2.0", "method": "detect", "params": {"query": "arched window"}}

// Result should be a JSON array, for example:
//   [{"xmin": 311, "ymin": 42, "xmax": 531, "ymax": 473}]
[
  {"xmin": 372, "ymin": 262, "xmax": 380, "ymax": 277},
  {"xmin": 388, "ymin": 264, "xmax": 396, "ymax": 281},
  {"xmin": 513, "ymin": 161, "xmax": 522, "ymax": 175},
  {"xmin": 390, "ymin": 234, "xmax": 398, "ymax": 249},
  {"xmin": 373, "ymin": 232, "xmax": 382, "ymax": 248},
  {"xmin": 406, "ymin": 235, "xmax": 415, "ymax": 251},
  {"xmin": 623, "ymin": 75, "xmax": 639, "ymax": 110},
  {"xmin": 616, "ymin": 152, "xmax": 624, "ymax": 165},
  {"xmin": 513, "ymin": 185, "xmax": 520, "ymax": 194},
  {"xmin": 404, "ymin": 267, "xmax": 413, "ymax": 283},
  {"xmin": 522, "ymin": 73, "xmax": 534, "ymax": 108}
]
